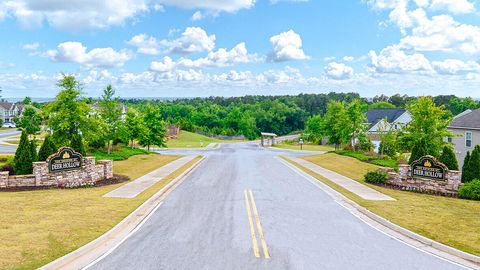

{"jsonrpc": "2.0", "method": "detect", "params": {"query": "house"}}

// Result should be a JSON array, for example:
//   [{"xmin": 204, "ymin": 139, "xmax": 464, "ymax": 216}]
[
  {"xmin": 88, "ymin": 103, "xmax": 128, "ymax": 120},
  {"xmin": 365, "ymin": 108, "xmax": 412, "ymax": 151},
  {"xmin": 0, "ymin": 102, "xmax": 25, "ymax": 124},
  {"xmin": 447, "ymin": 109, "xmax": 480, "ymax": 167}
]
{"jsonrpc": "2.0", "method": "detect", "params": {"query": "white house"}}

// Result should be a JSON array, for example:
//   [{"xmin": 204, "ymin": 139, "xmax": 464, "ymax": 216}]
[
  {"xmin": 365, "ymin": 108, "xmax": 412, "ymax": 151},
  {"xmin": 0, "ymin": 102, "xmax": 25, "ymax": 124},
  {"xmin": 447, "ymin": 109, "xmax": 480, "ymax": 167}
]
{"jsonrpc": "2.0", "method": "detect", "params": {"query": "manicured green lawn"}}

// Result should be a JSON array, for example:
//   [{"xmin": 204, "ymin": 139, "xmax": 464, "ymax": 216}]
[
  {"xmin": 334, "ymin": 150, "xmax": 398, "ymax": 169},
  {"xmin": 165, "ymin": 131, "xmax": 225, "ymax": 148},
  {"xmin": 274, "ymin": 143, "xmax": 335, "ymax": 152},
  {"xmin": 91, "ymin": 146, "xmax": 149, "ymax": 161},
  {"xmin": 0, "ymin": 154, "xmax": 202, "ymax": 270},
  {"xmin": 287, "ymin": 153, "xmax": 480, "ymax": 256}
]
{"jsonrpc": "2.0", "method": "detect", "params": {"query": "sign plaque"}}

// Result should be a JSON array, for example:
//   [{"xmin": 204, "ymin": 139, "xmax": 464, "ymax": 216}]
[
  {"xmin": 410, "ymin": 155, "xmax": 447, "ymax": 180},
  {"xmin": 47, "ymin": 147, "xmax": 84, "ymax": 173}
]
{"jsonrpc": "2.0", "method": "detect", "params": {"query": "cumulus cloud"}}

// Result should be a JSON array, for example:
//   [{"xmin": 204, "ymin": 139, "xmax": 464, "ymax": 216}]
[
  {"xmin": 191, "ymin": 11, "xmax": 204, "ymax": 21},
  {"xmin": 324, "ymin": 62, "xmax": 354, "ymax": 80},
  {"xmin": 46, "ymin": 41, "xmax": 132, "ymax": 68},
  {"xmin": 430, "ymin": 0, "xmax": 475, "ymax": 14},
  {"xmin": 368, "ymin": 45, "xmax": 432, "ymax": 73},
  {"xmin": 268, "ymin": 30, "xmax": 309, "ymax": 62},
  {"xmin": 158, "ymin": 0, "xmax": 255, "ymax": 12},
  {"xmin": 127, "ymin": 27, "xmax": 216, "ymax": 55},
  {"xmin": 150, "ymin": 42, "xmax": 257, "ymax": 72},
  {"xmin": 432, "ymin": 59, "xmax": 480, "ymax": 75},
  {"xmin": 0, "ymin": 0, "xmax": 157, "ymax": 30}
]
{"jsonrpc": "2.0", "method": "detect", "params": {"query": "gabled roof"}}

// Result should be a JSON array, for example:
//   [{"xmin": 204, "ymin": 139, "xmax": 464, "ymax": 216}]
[
  {"xmin": 0, "ymin": 102, "xmax": 14, "ymax": 110},
  {"xmin": 366, "ymin": 108, "xmax": 407, "ymax": 128},
  {"xmin": 449, "ymin": 109, "xmax": 480, "ymax": 130}
]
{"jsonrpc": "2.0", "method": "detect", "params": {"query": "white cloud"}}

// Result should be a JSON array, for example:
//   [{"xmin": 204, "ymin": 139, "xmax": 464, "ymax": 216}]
[
  {"xmin": 47, "ymin": 42, "xmax": 132, "ymax": 68},
  {"xmin": 213, "ymin": 70, "xmax": 253, "ymax": 81},
  {"xmin": 343, "ymin": 56, "xmax": 354, "ymax": 62},
  {"xmin": 368, "ymin": 45, "xmax": 432, "ymax": 73},
  {"xmin": 432, "ymin": 59, "xmax": 480, "ymax": 75},
  {"xmin": 191, "ymin": 11, "xmax": 204, "ymax": 21},
  {"xmin": 261, "ymin": 66, "xmax": 304, "ymax": 83},
  {"xmin": 0, "ymin": 0, "xmax": 157, "ymax": 30},
  {"xmin": 127, "ymin": 34, "xmax": 161, "ymax": 55},
  {"xmin": 430, "ymin": 0, "xmax": 475, "ymax": 14},
  {"xmin": 268, "ymin": 30, "xmax": 309, "ymax": 62},
  {"xmin": 324, "ymin": 62, "xmax": 354, "ymax": 80},
  {"xmin": 399, "ymin": 14, "xmax": 480, "ymax": 54},
  {"xmin": 22, "ymin": 42, "xmax": 40, "ymax": 50},
  {"xmin": 162, "ymin": 27, "xmax": 216, "ymax": 54},
  {"xmin": 128, "ymin": 27, "xmax": 216, "ymax": 55},
  {"xmin": 158, "ymin": 0, "xmax": 255, "ymax": 12},
  {"xmin": 150, "ymin": 42, "xmax": 257, "ymax": 72},
  {"xmin": 270, "ymin": 0, "xmax": 308, "ymax": 4}
]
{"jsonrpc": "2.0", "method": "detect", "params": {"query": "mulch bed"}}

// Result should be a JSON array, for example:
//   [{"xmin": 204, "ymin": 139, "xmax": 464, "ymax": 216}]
[{"xmin": 0, "ymin": 174, "xmax": 130, "ymax": 192}]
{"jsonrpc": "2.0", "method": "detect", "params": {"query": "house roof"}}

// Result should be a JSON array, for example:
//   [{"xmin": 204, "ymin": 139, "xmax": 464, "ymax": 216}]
[
  {"xmin": 449, "ymin": 109, "xmax": 480, "ymax": 129},
  {"xmin": 366, "ymin": 108, "xmax": 407, "ymax": 128},
  {"xmin": 0, "ymin": 102, "xmax": 14, "ymax": 110}
]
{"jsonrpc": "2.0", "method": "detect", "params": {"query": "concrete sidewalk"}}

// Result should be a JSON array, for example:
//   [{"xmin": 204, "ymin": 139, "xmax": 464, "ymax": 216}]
[
  {"xmin": 104, "ymin": 155, "xmax": 197, "ymax": 198},
  {"xmin": 288, "ymin": 156, "xmax": 395, "ymax": 201}
]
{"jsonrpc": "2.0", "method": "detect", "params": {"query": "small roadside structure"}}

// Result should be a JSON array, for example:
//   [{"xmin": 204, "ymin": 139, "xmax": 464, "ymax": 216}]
[
  {"xmin": 365, "ymin": 108, "xmax": 412, "ymax": 151},
  {"xmin": 260, "ymin": 132, "xmax": 277, "ymax": 147},
  {"xmin": 447, "ymin": 108, "xmax": 480, "ymax": 167}
]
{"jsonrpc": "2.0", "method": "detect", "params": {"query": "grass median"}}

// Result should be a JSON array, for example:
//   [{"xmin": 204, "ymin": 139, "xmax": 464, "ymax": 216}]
[
  {"xmin": 284, "ymin": 153, "xmax": 480, "ymax": 256},
  {"xmin": 0, "ymin": 154, "xmax": 201, "ymax": 270}
]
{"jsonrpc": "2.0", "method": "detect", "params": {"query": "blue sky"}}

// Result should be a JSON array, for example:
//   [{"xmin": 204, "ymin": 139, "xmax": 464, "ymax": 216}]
[{"xmin": 0, "ymin": 0, "xmax": 480, "ymax": 98}]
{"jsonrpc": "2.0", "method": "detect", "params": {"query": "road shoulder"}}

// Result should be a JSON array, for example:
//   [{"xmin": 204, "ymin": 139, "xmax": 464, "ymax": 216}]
[{"xmin": 281, "ymin": 156, "xmax": 480, "ymax": 270}]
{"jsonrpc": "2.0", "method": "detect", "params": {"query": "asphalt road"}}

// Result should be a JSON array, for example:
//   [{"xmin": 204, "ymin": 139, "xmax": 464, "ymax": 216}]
[{"xmin": 89, "ymin": 142, "xmax": 468, "ymax": 270}]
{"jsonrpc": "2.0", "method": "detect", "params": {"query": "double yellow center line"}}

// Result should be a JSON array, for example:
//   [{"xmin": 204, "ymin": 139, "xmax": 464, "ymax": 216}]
[{"xmin": 244, "ymin": 189, "xmax": 270, "ymax": 259}]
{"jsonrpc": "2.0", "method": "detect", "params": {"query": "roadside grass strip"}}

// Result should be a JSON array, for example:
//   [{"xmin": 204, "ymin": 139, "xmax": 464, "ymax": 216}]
[{"xmin": 244, "ymin": 189, "xmax": 270, "ymax": 259}]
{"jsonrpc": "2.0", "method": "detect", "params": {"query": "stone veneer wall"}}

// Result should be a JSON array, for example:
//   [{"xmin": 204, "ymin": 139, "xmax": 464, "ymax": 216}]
[
  {"xmin": 387, "ymin": 164, "xmax": 462, "ymax": 195},
  {"xmin": 0, "ymin": 157, "xmax": 113, "ymax": 189}
]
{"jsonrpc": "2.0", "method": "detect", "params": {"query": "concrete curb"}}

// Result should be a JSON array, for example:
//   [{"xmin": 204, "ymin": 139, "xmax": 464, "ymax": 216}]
[
  {"xmin": 281, "ymin": 156, "xmax": 480, "ymax": 269},
  {"xmin": 39, "ymin": 155, "xmax": 207, "ymax": 270}
]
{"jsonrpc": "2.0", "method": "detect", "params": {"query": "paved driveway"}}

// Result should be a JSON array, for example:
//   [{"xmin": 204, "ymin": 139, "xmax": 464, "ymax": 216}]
[{"xmin": 89, "ymin": 142, "xmax": 468, "ymax": 270}]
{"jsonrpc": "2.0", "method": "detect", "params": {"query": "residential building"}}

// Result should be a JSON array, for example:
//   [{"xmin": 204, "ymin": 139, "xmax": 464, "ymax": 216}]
[
  {"xmin": 0, "ymin": 102, "xmax": 25, "ymax": 123},
  {"xmin": 365, "ymin": 108, "xmax": 412, "ymax": 151},
  {"xmin": 88, "ymin": 103, "xmax": 128, "ymax": 120},
  {"xmin": 447, "ymin": 109, "xmax": 480, "ymax": 167}
]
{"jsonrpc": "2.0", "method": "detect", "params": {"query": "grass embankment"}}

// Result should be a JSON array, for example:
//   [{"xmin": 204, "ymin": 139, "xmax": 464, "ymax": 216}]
[
  {"xmin": 334, "ymin": 150, "xmax": 398, "ymax": 169},
  {"xmin": 0, "ymin": 154, "xmax": 202, "ymax": 270},
  {"xmin": 274, "ymin": 142, "xmax": 334, "ymax": 152},
  {"xmin": 287, "ymin": 153, "xmax": 480, "ymax": 256},
  {"xmin": 165, "ymin": 130, "xmax": 224, "ymax": 148}
]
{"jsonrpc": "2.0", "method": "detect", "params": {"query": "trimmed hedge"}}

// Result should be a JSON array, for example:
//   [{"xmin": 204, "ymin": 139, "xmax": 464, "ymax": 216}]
[
  {"xmin": 458, "ymin": 179, "xmax": 480, "ymax": 201},
  {"xmin": 364, "ymin": 171, "xmax": 388, "ymax": 184}
]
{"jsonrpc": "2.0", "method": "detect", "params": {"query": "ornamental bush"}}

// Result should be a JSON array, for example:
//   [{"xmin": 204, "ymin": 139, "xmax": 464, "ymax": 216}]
[
  {"xmin": 439, "ymin": 146, "xmax": 458, "ymax": 170},
  {"xmin": 364, "ymin": 170, "xmax": 388, "ymax": 184},
  {"xmin": 38, "ymin": 135, "xmax": 57, "ymax": 161},
  {"xmin": 458, "ymin": 179, "xmax": 480, "ymax": 201},
  {"xmin": 71, "ymin": 133, "xmax": 86, "ymax": 156},
  {"xmin": 462, "ymin": 151, "xmax": 471, "ymax": 182},
  {"xmin": 13, "ymin": 130, "xmax": 33, "ymax": 175},
  {"xmin": 463, "ymin": 145, "xmax": 480, "ymax": 183},
  {"xmin": 30, "ymin": 138, "xmax": 37, "ymax": 162}
]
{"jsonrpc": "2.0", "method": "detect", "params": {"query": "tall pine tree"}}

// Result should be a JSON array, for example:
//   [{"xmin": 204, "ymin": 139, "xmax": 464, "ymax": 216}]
[
  {"xmin": 38, "ymin": 135, "xmax": 58, "ymax": 161},
  {"xmin": 30, "ymin": 137, "xmax": 38, "ymax": 162},
  {"xmin": 14, "ymin": 130, "xmax": 33, "ymax": 174},
  {"xmin": 462, "ymin": 151, "xmax": 471, "ymax": 182},
  {"xmin": 439, "ymin": 146, "xmax": 459, "ymax": 170},
  {"xmin": 464, "ymin": 145, "xmax": 480, "ymax": 183},
  {"xmin": 71, "ymin": 133, "xmax": 86, "ymax": 156}
]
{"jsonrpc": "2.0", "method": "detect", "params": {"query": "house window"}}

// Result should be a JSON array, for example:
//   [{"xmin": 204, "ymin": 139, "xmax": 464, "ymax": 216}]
[
  {"xmin": 447, "ymin": 137, "xmax": 452, "ymax": 143},
  {"xmin": 466, "ymin": 132, "xmax": 472, "ymax": 148},
  {"xmin": 394, "ymin": 124, "xmax": 398, "ymax": 130}
]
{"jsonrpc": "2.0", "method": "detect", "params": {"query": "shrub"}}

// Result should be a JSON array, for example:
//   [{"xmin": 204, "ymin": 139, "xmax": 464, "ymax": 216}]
[
  {"xmin": 458, "ymin": 179, "xmax": 480, "ymax": 201},
  {"xmin": 439, "ymin": 146, "xmax": 458, "ymax": 170},
  {"xmin": 1, "ymin": 164, "xmax": 15, "ymax": 175},
  {"xmin": 364, "ymin": 170, "xmax": 388, "ymax": 184},
  {"xmin": 30, "ymin": 138, "xmax": 38, "ymax": 162},
  {"xmin": 462, "ymin": 151, "xmax": 471, "ymax": 182},
  {"xmin": 463, "ymin": 145, "xmax": 480, "ymax": 183},
  {"xmin": 14, "ymin": 130, "xmax": 33, "ymax": 175},
  {"xmin": 38, "ymin": 135, "xmax": 57, "ymax": 161},
  {"xmin": 71, "ymin": 133, "xmax": 86, "ymax": 156}
]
